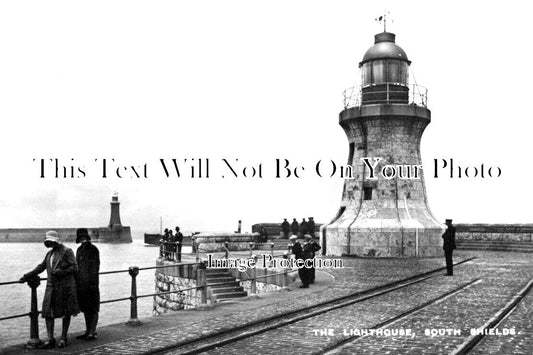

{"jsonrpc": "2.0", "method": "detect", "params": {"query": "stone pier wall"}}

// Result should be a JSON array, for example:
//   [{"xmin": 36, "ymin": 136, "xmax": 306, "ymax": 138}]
[
  {"xmin": 153, "ymin": 258, "xmax": 208, "ymax": 315},
  {"xmin": 455, "ymin": 224, "xmax": 533, "ymax": 242},
  {"xmin": 0, "ymin": 227, "xmax": 132, "ymax": 243},
  {"xmin": 194, "ymin": 233, "xmax": 260, "ymax": 252}
]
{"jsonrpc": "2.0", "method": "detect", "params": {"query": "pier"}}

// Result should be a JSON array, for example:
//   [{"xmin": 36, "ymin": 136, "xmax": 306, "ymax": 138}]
[{"xmin": 0, "ymin": 244, "xmax": 532, "ymax": 354}]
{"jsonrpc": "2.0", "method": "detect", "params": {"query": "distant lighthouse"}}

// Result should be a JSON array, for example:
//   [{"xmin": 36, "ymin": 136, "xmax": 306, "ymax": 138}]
[
  {"xmin": 322, "ymin": 30, "xmax": 444, "ymax": 257},
  {"xmin": 109, "ymin": 193, "xmax": 123, "ymax": 230}
]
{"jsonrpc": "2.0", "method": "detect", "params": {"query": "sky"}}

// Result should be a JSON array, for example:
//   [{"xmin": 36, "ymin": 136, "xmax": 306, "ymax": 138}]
[{"xmin": 0, "ymin": 1, "xmax": 531, "ymax": 234}]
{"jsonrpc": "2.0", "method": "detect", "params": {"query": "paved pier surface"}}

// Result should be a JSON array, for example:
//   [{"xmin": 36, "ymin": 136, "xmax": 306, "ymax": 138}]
[{"xmin": 1, "ymin": 251, "xmax": 531, "ymax": 355}]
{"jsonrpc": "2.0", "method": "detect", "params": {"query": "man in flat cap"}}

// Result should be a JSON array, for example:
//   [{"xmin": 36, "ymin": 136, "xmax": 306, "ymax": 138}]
[
  {"xmin": 281, "ymin": 219, "xmax": 290, "ymax": 239},
  {"xmin": 442, "ymin": 219, "xmax": 456, "ymax": 276},
  {"xmin": 75, "ymin": 228, "xmax": 100, "ymax": 340},
  {"xmin": 307, "ymin": 217, "xmax": 316, "ymax": 238},
  {"xmin": 20, "ymin": 231, "xmax": 79, "ymax": 349},
  {"xmin": 175, "ymin": 226, "xmax": 183, "ymax": 262},
  {"xmin": 306, "ymin": 234, "xmax": 321, "ymax": 284},
  {"xmin": 290, "ymin": 235, "xmax": 309, "ymax": 288}
]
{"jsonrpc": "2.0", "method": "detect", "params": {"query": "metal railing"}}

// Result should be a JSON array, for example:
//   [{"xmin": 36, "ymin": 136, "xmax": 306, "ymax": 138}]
[
  {"xmin": 0, "ymin": 242, "xmax": 298, "ymax": 348},
  {"xmin": 0, "ymin": 259, "xmax": 204, "ymax": 348},
  {"xmin": 343, "ymin": 83, "xmax": 428, "ymax": 109}
]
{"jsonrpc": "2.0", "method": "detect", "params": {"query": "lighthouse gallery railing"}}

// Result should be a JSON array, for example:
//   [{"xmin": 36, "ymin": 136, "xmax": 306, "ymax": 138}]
[{"xmin": 343, "ymin": 83, "xmax": 428, "ymax": 109}]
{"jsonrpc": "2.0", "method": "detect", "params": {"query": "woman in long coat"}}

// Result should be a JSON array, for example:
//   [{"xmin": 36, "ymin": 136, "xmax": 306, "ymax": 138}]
[
  {"xmin": 75, "ymin": 228, "xmax": 100, "ymax": 340},
  {"xmin": 21, "ymin": 230, "xmax": 79, "ymax": 349}
]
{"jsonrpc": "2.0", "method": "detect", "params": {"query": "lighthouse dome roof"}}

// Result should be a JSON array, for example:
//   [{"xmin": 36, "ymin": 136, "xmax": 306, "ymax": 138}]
[{"xmin": 360, "ymin": 32, "xmax": 410, "ymax": 66}]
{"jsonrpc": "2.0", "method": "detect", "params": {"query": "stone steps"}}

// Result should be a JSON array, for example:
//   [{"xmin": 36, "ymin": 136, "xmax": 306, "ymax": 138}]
[
  {"xmin": 205, "ymin": 268, "xmax": 247, "ymax": 302},
  {"xmin": 456, "ymin": 240, "xmax": 533, "ymax": 253}
]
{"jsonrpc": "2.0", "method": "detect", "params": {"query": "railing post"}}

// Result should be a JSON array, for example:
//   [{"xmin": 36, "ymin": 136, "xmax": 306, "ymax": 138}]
[
  {"xmin": 249, "ymin": 242, "xmax": 254, "ymax": 256},
  {"xmin": 177, "ymin": 241, "xmax": 181, "ymax": 262},
  {"xmin": 224, "ymin": 241, "xmax": 229, "ymax": 259},
  {"xmin": 270, "ymin": 242, "xmax": 274, "ymax": 257},
  {"xmin": 25, "ymin": 276, "xmax": 42, "ymax": 349},
  {"xmin": 126, "ymin": 266, "xmax": 141, "ymax": 326},
  {"xmin": 250, "ymin": 255, "xmax": 257, "ymax": 296},
  {"xmin": 159, "ymin": 239, "xmax": 164, "ymax": 258},
  {"xmin": 197, "ymin": 261, "xmax": 208, "ymax": 307},
  {"xmin": 192, "ymin": 237, "xmax": 199, "ymax": 262},
  {"xmin": 281, "ymin": 252, "xmax": 289, "ymax": 290}
]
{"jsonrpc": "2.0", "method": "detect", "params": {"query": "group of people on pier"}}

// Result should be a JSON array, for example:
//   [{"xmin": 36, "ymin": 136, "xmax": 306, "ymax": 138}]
[
  {"xmin": 19, "ymin": 229, "xmax": 100, "ymax": 349},
  {"xmin": 290, "ymin": 234, "xmax": 321, "ymax": 288},
  {"xmin": 281, "ymin": 217, "xmax": 316, "ymax": 239},
  {"xmin": 161, "ymin": 226, "xmax": 184, "ymax": 261}
]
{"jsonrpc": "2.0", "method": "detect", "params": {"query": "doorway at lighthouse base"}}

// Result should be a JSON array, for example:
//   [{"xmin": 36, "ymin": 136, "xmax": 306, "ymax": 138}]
[{"xmin": 323, "ymin": 214, "xmax": 444, "ymax": 257}]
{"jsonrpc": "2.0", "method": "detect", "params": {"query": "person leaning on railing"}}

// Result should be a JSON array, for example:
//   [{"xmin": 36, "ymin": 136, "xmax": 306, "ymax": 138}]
[{"xmin": 19, "ymin": 230, "xmax": 80, "ymax": 349}]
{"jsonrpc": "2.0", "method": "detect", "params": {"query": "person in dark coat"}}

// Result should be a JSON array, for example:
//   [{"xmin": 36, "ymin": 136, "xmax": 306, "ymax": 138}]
[
  {"xmin": 307, "ymin": 235, "xmax": 321, "ymax": 284},
  {"xmin": 291, "ymin": 218, "xmax": 299, "ymax": 236},
  {"xmin": 260, "ymin": 227, "xmax": 268, "ymax": 243},
  {"xmin": 20, "ymin": 231, "xmax": 79, "ymax": 349},
  {"xmin": 281, "ymin": 219, "xmax": 290, "ymax": 239},
  {"xmin": 442, "ymin": 219, "xmax": 456, "ymax": 276},
  {"xmin": 75, "ymin": 228, "xmax": 100, "ymax": 341},
  {"xmin": 175, "ymin": 226, "xmax": 184, "ymax": 262},
  {"xmin": 307, "ymin": 217, "xmax": 316, "ymax": 237},
  {"xmin": 290, "ymin": 235, "xmax": 309, "ymax": 288},
  {"xmin": 301, "ymin": 235, "xmax": 315, "ymax": 287},
  {"xmin": 167, "ymin": 230, "xmax": 176, "ymax": 260},
  {"xmin": 299, "ymin": 218, "xmax": 308, "ymax": 238}
]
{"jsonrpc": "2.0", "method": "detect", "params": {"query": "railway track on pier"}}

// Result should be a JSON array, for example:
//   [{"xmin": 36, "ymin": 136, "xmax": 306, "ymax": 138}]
[{"xmin": 149, "ymin": 258, "xmax": 477, "ymax": 355}]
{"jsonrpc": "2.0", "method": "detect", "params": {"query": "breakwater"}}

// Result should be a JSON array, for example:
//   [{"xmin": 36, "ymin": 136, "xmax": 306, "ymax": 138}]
[{"xmin": 0, "ymin": 226, "xmax": 132, "ymax": 243}]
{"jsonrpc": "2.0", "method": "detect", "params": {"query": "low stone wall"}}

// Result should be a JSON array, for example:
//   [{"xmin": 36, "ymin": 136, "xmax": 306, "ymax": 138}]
[
  {"xmin": 153, "ymin": 258, "xmax": 208, "ymax": 314},
  {"xmin": 455, "ymin": 224, "xmax": 533, "ymax": 242},
  {"xmin": 0, "ymin": 226, "xmax": 132, "ymax": 243},
  {"xmin": 194, "ymin": 232, "xmax": 260, "ymax": 252},
  {"xmin": 252, "ymin": 223, "xmax": 323, "ymax": 238}
]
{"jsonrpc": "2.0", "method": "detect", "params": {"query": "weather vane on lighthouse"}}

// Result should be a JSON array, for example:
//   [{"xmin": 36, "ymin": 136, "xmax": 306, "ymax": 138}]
[{"xmin": 375, "ymin": 11, "xmax": 393, "ymax": 32}]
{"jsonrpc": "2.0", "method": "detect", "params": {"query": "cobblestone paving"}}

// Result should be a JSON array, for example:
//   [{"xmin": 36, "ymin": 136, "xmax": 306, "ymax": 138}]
[
  {"xmin": 470, "ymin": 289, "xmax": 533, "ymax": 355},
  {"xmin": 324, "ymin": 252, "xmax": 533, "ymax": 354},
  {"xmin": 72, "ymin": 252, "xmax": 532, "ymax": 355},
  {"xmin": 192, "ymin": 276, "xmax": 477, "ymax": 355}
]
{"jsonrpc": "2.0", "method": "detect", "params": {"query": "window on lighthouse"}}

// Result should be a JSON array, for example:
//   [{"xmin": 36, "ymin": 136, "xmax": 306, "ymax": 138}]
[
  {"xmin": 362, "ymin": 60, "xmax": 409, "ymax": 87},
  {"xmin": 363, "ymin": 187, "xmax": 373, "ymax": 200}
]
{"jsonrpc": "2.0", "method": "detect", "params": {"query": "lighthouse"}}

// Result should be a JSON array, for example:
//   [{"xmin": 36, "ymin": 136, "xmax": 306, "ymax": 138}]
[
  {"xmin": 108, "ymin": 193, "xmax": 123, "ymax": 230},
  {"xmin": 322, "ymin": 30, "xmax": 444, "ymax": 257}
]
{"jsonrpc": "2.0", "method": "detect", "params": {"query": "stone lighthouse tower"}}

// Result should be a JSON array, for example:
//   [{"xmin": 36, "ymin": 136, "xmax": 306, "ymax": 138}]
[
  {"xmin": 322, "ymin": 31, "xmax": 444, "ymax": 257},
  {"xmin": 108, "ymin": 193, "xmax": 123, "ymax": 230}
]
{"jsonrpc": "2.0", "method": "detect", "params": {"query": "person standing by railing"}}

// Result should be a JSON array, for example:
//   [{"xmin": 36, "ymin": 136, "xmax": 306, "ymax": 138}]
[
  {"xmin": 167, "ymin": 229, "xmax": 177, "ymax": 261},
  {"xmin": 290, "ymin": 235, "xmax": 309, "ymax": 288},
  {"xmin": 75, "ymin": 228, "xmax": 100, "ymax": 341},
  {"xmin": 291, "ymin": 218, "xmax": 299, "ymax": 237},
  {"xmin": 281, "ymin": 218, "xmax": 290, "ymax": 239},
  {"xmin": 19, "ymin": 231, "xmax": 80, "ymax": 349},
  {"xmin": 175, "ymin": 226, "xmax": 183, "ymax": 262}
]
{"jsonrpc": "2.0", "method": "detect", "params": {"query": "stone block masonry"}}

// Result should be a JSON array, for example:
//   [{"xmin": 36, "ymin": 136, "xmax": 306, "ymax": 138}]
[
  {"xmin": 456, "ymin": 224, "xmax": 533, "ymax": 242},
  {"xmin": 153, "ymin": 259, "xmax": 207, "ymax": 314}
]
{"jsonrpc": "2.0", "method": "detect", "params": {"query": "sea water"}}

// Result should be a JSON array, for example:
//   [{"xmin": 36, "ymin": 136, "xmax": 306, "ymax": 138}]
[{"xmin": 0, "ymin": 235, "xmax": 187, "ymax": 348}]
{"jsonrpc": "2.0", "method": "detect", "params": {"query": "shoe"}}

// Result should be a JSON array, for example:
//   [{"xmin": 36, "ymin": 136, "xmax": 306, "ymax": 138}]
[
  {"xmin": 57, "ymin": 338, "xmax": 68, "ymax": 348},
  {"xmin": 86, "ymin": 333, "xmax": 98, "ymax": 341},
  {"xmin": 76, "ymin": 332, "xmax": 88, "ymax": 340},
  {"xmin": 40, "ymin": 339, "xmax": 56, "ymax": 349}
]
